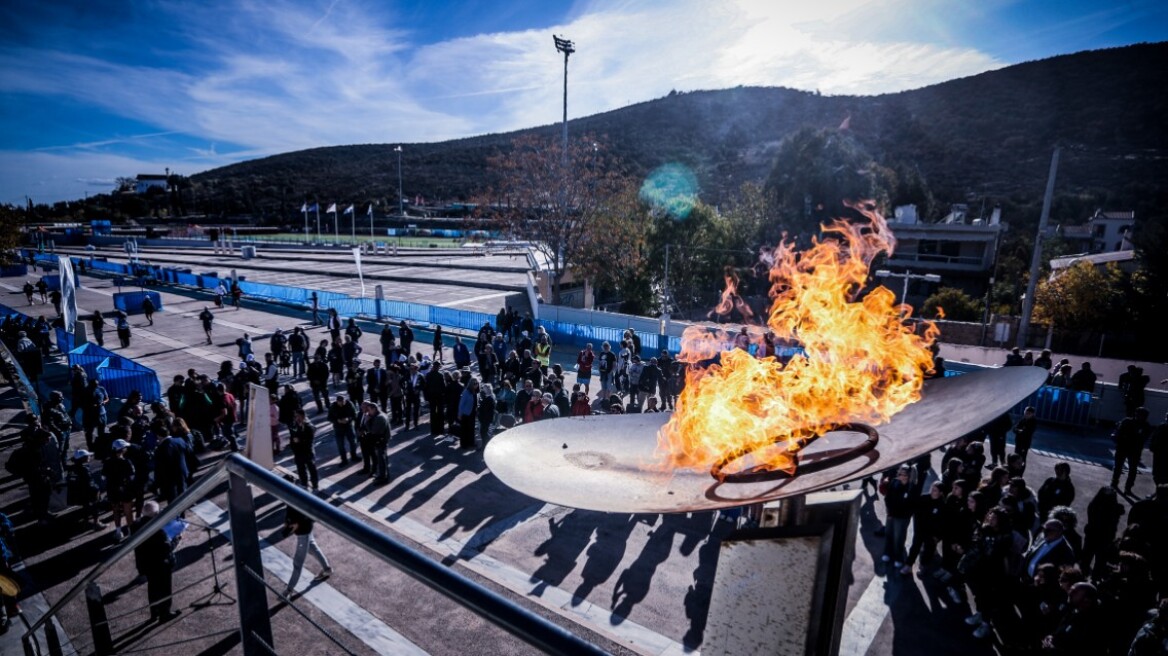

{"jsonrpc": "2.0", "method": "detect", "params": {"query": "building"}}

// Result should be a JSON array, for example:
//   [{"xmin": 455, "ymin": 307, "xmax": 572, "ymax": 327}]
[
  {"xmin": 134, "ymin": 174, "xmax": 169, "ymax": 195},
  {"xmin": 1056, "ymin": 209, "xmax": 1135, "ymax": 253},
  {"xmin": 883, "ymin": 204, "xmax": 1006, "ymax": 303}
]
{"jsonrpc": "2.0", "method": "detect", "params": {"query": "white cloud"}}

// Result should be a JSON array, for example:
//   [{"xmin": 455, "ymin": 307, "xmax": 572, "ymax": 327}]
[{"xmin": 1, "ymin": 0, "xmax": 1007, "ymax": 203}]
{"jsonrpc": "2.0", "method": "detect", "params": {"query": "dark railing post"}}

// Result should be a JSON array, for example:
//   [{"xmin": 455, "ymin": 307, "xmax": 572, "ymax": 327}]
[
  {"xmin": 85, "ymin": 581, "xmax": 113, "ymax": 655},
  {"xmin": 44, "ymin": 616, "xmax": 63, "ymax": 656},
  {"xmin": 227, "ymin": 471, "xmax": 273, "ymax": 655}
]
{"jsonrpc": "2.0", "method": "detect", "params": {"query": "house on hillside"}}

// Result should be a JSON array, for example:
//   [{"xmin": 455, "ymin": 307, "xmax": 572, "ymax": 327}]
[
  {"xmin": 1056, "ymin": 209, "xmax": 1135, "ymax": 253},
  {"xmin": 883, "ymin": 203, "xmax": 1006, "ymax": 304},
  {"xmin": 134, "ymin": 174, "xmax": 169, "ymax": 195}
]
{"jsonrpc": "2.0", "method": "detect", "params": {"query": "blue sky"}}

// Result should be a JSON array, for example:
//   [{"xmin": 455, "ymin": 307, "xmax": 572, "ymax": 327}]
[{"xmin": 1, "ymin": 0, "xmax": 1164, "ymax": 205}]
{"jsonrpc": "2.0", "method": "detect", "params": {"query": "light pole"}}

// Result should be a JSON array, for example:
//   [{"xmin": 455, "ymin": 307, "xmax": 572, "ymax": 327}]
[
  {"xmin": 874, "ymin": 269, "xmax": 941, "ymax": 306},
  {"xmin": 553, "ymin": 35, "xmax": 574, "ymax": 154},
  {"xmin": 394, "ymin": 145, "xmax": 403, "ymax": 218}
]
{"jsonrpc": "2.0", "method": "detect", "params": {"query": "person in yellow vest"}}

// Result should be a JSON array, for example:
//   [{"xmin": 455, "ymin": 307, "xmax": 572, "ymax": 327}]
[{"xmin": 534, "ymin": 335, "xmax": 552, "ymax": 376}]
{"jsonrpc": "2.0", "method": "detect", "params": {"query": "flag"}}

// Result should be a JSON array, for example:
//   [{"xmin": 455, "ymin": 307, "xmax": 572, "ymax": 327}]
[
  {"xmin": 838, "ymin": 114, "xmax": 851, "ymax": 130},
  {"xmin": 326, "ymin": 203, "xmax": 337, "ymax": 214},
  {"xmin": 307, "ymin": 203, "xmax": 318, "ymax": 212},
  {"xmin": 352, "ymin": 247, "xmax": 365, "ymax": 296},
  {"xmin": 367, "ymin": 204, "xmax": 373, "ymax": 217},
  {"xmin": 343, "ymin": 204, "xmax": 354, "ymax": 215},
  {"xmin": 58, "ymin": 255, "xmax": 78, "ymax": 333},
  {"xmin": 300, "ymin": 203, "xmax": 307, "ymax": 212}
]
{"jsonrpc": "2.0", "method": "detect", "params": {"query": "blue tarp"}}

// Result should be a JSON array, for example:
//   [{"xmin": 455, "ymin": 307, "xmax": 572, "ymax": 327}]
[
  {"xmin": 113, "ymin": 291, "xmax": 163, "ymax": 314},
  {"xmin": 39, "ymin": 275, "xmax": 61, "ymax": 291},
  {"xmin": 0, "ymin": 264, "xmax": 28, "ymax": 277}
]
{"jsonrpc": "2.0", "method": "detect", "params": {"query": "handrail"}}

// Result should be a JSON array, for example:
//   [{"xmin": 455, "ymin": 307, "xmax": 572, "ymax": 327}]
[
  {"xmin": 23, "ymin": 455, "xmax": 608, "ymax": 656},
  {"xmin": 0, "ymin": 338, "xmax": 41, "ymax": 416},
  {"xmin": 223, "ymin": 455, "xmax": 608, "ymax": 655},
  {"xmin": 21, "ymin": 466, "xmax": 230, "ymax": 649}
]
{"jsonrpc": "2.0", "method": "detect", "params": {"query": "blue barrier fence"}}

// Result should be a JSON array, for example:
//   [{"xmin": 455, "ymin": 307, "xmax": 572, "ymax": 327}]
[
  {"xmin": 113, "ymin": 291, "xmax": 163, "ymax": 314},
  {"xmin": 944, "ymin": 362, "xmax": 1093, "ymax": 426},
  {"xmin": 55, "ymin": 326, "xmax": 76, "ymax": 354}
]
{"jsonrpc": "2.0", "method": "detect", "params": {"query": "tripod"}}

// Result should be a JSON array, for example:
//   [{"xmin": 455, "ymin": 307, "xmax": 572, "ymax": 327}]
[{"xmin": 189, "ymin": 521, "xmax": 236, "ymax": 608}]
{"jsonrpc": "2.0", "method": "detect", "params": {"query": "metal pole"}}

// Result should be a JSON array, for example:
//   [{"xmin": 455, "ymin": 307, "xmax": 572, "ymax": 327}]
[
  {"xmin": 396, "ymin": 147, "xmax": 403, "ymax": 217},
  {"xmin": 315, "ymin": 207, "xmax": 321, "ymax": 242},
  {"xmin": 227, "ymin": 471, "xmax": 274, "ymax": 655},
  {"xmin": 902, "ymin": 271, "xmax": 910, "ymax": 306},
  {"xmin": 662, "ymin": 244, "xmax": 670, "ymax": 315},
  {"xmin": 1017, "ymin": 147, "xmax": 1059, "ymax": 348},
  {"xmin": 561, "ymin": 50, "xmax": 569, "ymax": 153}
]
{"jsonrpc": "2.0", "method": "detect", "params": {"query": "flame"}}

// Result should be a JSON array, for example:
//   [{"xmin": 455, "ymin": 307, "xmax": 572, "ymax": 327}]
[
  {"xmin": 707, "ymin": 266, "xmax": 755, "ymax": 322},
  {"xmin": 657, "ymin": 206, "xmax": 938, "ymax": 477}
]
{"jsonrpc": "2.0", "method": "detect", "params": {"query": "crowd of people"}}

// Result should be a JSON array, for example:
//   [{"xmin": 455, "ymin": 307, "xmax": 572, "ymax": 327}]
[
  {"xmin": 4, "ymin": 293, "xmax": 1168, "ymax": 651},
  {"xmin": 876, "ymin": 386, "xmax": 1168, "ymax": 654}
]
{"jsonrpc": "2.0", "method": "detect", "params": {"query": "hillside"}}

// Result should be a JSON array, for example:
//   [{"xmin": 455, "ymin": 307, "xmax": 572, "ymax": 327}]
[{"xmin": 192, "ymin": 42, "xmax": 1168, "ymax": 224}]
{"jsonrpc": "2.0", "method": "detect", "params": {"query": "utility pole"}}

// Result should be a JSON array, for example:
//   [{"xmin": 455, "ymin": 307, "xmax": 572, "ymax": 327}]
[
  {"xmin": 1017, "ymin": 147, "xmax": 1060, "ymax": 349},
  {"xmin": 553, "ymin": 35, "xmax": 574, "ymax": 155}
]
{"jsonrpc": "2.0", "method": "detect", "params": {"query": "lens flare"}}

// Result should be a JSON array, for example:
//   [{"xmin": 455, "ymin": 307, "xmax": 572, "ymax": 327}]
[
  {"xmin": 657, "ymin": 205, "xmax": 938, "ymax": 478},
  {"xmin": 640, "ymin": 164, "xmax": 697, "ymax": 220}
]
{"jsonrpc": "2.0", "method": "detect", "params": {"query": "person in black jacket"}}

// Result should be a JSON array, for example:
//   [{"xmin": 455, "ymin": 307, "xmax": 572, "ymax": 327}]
[
  {"xmin": 307, "ymin": 354, "xmax": 330, "ymax": 412},
  {"xmin": 424, "ymin": 365, "xmax": 446, "ymax": 436},
  {"xmin": 1013, "ymin": 406, "xmax": 1038, "ymax": 461},
  {"xmin": 133, "ymin": 501, "xmax": 179, "ymax": 622},
  {"xmin": 1112, "ymin": 407, "xmax": 1152, "ymax": 494},
  {"xmin": 287, "ymin": 409, "xmax": 318, "ymax": 491},
  {"xmin": 882, "ymin": 464, "xmax": 917, "ymax": 567},
  {"xmin": 1037, "ymin": 462, "xmax": 1076, "ymax": 521},
  {"xmin": 901, "ymin": 481, "xmax": 946, "ymax": 575}
]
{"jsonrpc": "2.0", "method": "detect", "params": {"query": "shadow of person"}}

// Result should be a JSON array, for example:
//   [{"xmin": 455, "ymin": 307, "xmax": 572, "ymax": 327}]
[
  {"xmin": 529, "ymin": 510, "xmax": 597, "ymax": 596},
  {"xmin": 571, "ymin": 514, "xmax": 636, "ymax": 605}
]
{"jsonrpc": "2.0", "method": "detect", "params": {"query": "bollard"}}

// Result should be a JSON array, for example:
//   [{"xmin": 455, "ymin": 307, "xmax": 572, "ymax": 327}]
[{"xmin": 85, "ymin": 581, "xmax": 113, "ymax": 655}]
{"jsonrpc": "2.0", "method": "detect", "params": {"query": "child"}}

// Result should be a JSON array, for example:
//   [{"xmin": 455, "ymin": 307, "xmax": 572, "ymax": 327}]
[{"xmin": 67, "ymin": 449, "xmax": 102, "ymax": 530}]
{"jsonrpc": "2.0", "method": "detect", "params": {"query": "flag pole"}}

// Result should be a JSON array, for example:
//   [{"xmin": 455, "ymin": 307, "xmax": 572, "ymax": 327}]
[
  {"xmin": 350, "ymin": 206, "xmax": 355, "ymax": 242},
  {"xmin": 333, "ymin": 205, "xmax": 339, "ymax": 243},
  {"xmin": 302, "ymin": 205, "xmax": 308, "ymax": 243},
  {"xmin": 369, "ymin": 205, "xmax": 374, "ymax": 239},
  {"xmin": 315, "ymin": 205, "xmax": 321, "ymax": 241}
]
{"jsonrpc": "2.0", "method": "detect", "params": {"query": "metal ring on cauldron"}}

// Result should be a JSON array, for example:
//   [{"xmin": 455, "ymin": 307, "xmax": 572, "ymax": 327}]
[{"xmin": 709, "ymin": 422, "xmax": 880, "ymax": 483}]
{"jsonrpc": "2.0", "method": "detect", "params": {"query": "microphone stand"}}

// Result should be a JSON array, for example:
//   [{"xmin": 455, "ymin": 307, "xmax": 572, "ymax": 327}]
[{"xmin": 188, "ymin": 520, "xmax": 236, "ymax": 608}]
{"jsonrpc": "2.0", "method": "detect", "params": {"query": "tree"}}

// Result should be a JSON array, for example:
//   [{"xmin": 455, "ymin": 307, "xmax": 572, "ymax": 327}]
[
  {"xmin": 764, "ymin": 126, "xmax": 896, "ymax": 242},
  {"xmin": 573, "ymin": 184, "xmax": 655, "ymax": 313},
  {"xmin": 1033, "ymin": 261, "xmax": 1127, "ymax": 332},
  {"xmin": 0, "ymin": 204, "xmax": 24, "ymax": 265},
  {"xmin": 921, "ymin": 287, "xmax": 982, "ymax": 321},
  {"xmin": 480, "ymin": 135, "xmax": 630, "ymax": 304}
]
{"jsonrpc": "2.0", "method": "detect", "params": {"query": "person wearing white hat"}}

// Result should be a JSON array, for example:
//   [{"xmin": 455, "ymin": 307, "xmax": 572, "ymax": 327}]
[
  {"xmin": 103, "ymin": 439, "xmax": 136, "ymax": 540},
  {"xmin": 68, "ymin": 449, "xmax": 101, "ymax": 529}
]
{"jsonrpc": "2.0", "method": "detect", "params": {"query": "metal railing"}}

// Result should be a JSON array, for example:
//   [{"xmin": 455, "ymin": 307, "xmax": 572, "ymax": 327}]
[{"xmin": 22, "ymin": 454, "xmax": 608, "ymax": 656}]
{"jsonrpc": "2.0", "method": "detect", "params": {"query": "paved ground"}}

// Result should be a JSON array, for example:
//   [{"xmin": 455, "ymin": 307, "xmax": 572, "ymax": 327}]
[
  {"xmin": 55, "ymin": 244, "xmax": 533, "ymax": 316},
  {"xmin": 0, "ymin": 267, "xmax": 1158, "ymax": 656}
]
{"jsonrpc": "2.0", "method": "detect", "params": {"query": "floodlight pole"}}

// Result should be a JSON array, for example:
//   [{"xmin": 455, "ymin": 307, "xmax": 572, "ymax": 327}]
[
  {"xmin": 395, "ymin": 146, "xmax": 403, "ymax": 218},
  {"xmin": 553, "ymin": 35, "xmax": 575, "ymax": 155}
]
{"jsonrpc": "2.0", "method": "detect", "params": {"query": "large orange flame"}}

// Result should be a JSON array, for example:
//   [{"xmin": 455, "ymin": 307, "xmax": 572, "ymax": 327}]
[{"xmin": 657, "ymin": 206, "xmax": 938, "ymax": 477}]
